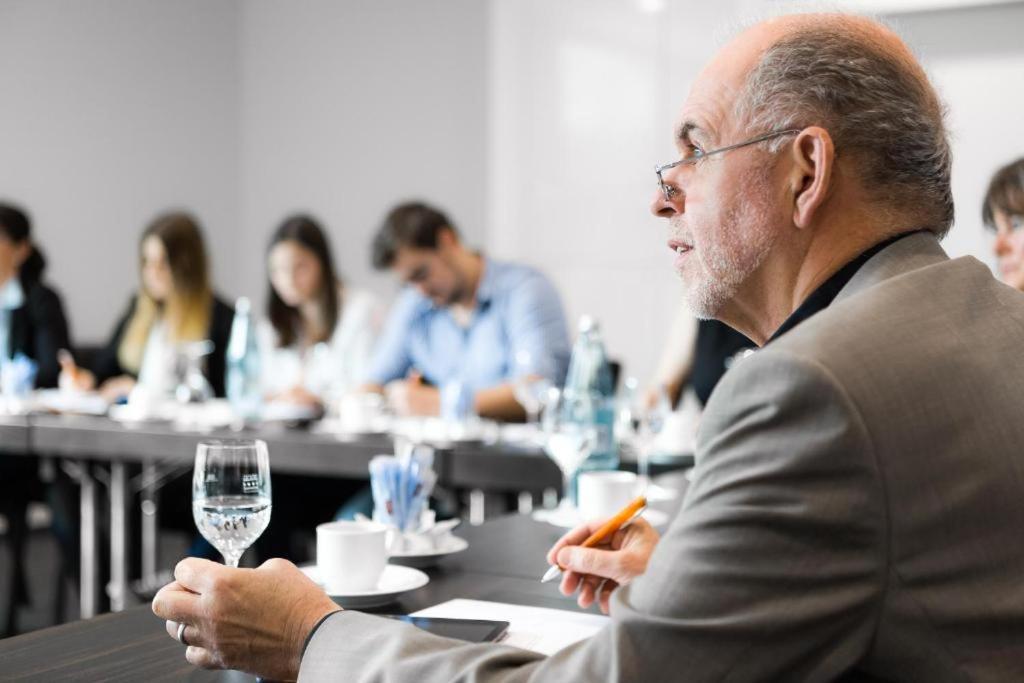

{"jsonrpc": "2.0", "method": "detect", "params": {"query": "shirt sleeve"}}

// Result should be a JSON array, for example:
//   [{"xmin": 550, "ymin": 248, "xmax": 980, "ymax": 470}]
[
  {"xmin": 501, "ymin": 269, "xmax": 571, "ymax": 385},
  {"xmin": 361, "ymin": 290, "xmax": 417, "ymax": 386}
]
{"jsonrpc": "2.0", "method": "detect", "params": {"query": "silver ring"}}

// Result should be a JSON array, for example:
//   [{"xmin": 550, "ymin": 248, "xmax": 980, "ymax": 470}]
[{"xmin": 176, "ymin": 621, "xmax": 189, "ymax": 646}]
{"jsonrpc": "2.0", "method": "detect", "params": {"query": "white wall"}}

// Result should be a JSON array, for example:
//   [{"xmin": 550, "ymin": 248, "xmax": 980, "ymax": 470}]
[
  {"xmin": 0, "ymin": 0, "xmax": 240, "ymax": 342},
  {"xmin": 889, "ymin": 3, "xmax": 1024, "ymax": 261},
  {"xmin": 2, "ymin": 0, "xmax": 1022, "ymax": 379},
  {"xmin": 235, "ymin": 0, "xmax": 489, "ymax": 306},
  {"xmin": 0, "ymin": 0, "xmax": 489, "ymax": 344}
]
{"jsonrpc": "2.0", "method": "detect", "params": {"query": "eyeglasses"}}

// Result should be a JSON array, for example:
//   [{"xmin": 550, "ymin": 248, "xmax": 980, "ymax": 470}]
[{"xmin": 654, "ymin": 128, "xmax": 802, "ymax": 200}]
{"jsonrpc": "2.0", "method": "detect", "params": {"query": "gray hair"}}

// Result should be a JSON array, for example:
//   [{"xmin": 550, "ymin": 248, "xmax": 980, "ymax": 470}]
[{"xmin": 736, "ymin": 22, "xmax": 954, "ymax": 238}]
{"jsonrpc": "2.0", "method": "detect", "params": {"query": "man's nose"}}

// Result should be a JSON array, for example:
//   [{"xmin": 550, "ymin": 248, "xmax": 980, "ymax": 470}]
[{"xmin": 650, "ymin": 184, "xmax": 682, "ymax": 218}]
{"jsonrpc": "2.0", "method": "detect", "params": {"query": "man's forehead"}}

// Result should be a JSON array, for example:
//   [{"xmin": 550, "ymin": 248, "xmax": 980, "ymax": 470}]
[{"xmin": 674, "ymin": 20, "xmax": 791, "ymax": 139}]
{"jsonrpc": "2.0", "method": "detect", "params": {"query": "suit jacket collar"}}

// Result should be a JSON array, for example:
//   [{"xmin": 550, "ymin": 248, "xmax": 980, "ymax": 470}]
[{"xmin": 834, "ymin": 230, "xmax": 949, "ymax": 305}]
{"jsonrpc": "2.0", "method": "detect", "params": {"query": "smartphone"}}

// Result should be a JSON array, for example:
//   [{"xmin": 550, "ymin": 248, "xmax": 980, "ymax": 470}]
[{"xmin": 384, "ymin": 615, "xmax": 510, "ymax": 643}]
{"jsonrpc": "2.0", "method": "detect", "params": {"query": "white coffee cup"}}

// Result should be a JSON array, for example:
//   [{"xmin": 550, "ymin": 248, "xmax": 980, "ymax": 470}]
[
  {"xmin": 316, "ymin": 520, "xmax": 388, "ymax": 593},
  {"xmin": 577, "ymin": 471, "xmax": 638, "ymax": 521}
]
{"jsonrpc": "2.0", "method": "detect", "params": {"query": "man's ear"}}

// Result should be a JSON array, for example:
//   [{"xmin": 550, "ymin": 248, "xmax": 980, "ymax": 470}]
[{"xmin": 789, "ymin": 126, "xmax": 835, "ymax": 230}]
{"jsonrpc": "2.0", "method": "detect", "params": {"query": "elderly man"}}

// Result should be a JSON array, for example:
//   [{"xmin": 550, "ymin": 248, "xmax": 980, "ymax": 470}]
[{"xmin": 153, "ymin": 13, "xmax": 1024, "ymax": 681}]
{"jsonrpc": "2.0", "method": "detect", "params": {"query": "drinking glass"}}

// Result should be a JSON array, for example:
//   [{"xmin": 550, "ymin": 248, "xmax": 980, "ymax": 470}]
[
  {"xmin": 175, "ymin": 340, "xmax": 214, "ymax": 404},
  {"xmin": 636, "ymin": 385, "xmax": 671, "ymax": 488},
  {"xmin": 512, "ymin": 350, "xmax": 554, "ymax": 425},
  {"xmin": 541, "ymin": 388, "xmax": 596, "ymax": 509},
  {"xmin": 192, "ymin": 439, "xmax": 272, "ymax": 568}
]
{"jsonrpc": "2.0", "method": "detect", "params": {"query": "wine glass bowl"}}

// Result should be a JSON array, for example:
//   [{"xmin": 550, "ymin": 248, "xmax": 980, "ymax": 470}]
[{"xmin": 192, "ymin": 439, "xmax": 272, "ymax": 568}]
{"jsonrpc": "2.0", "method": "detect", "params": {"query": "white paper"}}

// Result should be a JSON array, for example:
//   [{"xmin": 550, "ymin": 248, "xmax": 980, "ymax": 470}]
[{"xmin": 411, "ymin": 598, "xmax": 609, "ymax": 655}]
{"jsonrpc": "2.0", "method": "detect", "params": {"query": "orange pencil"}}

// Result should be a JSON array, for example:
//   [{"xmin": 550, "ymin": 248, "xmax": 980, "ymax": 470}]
[{"xmin": 540, "ymin": 495, "xmax": 647, "ymax": 583}]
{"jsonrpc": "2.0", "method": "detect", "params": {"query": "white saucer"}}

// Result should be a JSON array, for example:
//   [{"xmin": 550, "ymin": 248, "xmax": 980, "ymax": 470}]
[
  {"xmin": 300, "ymin": 564, "xmax": 430, "ymax": 608},
  {"xmin": 532, "ymin": 505, "xmax": 669, "ymax": 529},
  {"xmin": 389, "ymin": 535, "xmax": 469, "ymax": 568}
]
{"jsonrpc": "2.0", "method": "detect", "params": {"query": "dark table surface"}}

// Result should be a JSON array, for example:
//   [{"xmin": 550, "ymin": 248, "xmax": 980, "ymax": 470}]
[
  {"xmin": 0, "ymin": 414, "xmax": 31, "ymax": 454},
  {"xmin": 25, "ymin": 414, "xmax": 562, "ymax": 491},
  {"xmin": 0, "ymin": 515, "xmax": 593, "ymax": 681}
]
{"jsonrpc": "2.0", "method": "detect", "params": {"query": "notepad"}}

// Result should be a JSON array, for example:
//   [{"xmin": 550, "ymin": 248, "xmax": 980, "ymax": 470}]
[{"xmin": 411, "ymin": 599, "xmax": 609, "ymax": 655}]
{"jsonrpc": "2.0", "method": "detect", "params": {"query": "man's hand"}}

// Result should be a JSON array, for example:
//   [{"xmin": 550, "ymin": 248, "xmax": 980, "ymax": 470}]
[
  {"xmin": 385, "ymin": 372, "xmax": 441, "ymax": 416},
  {"xmin": 152, "ymin": 558, "xmax": 339, "ymax": 681},
  {"xmin": 546, "ymin": 517, "xmax": 660, "ymax": 614}
]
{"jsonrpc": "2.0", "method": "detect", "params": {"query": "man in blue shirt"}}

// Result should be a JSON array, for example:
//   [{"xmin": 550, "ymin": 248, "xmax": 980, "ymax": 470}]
[{"xmin": 362, "ymin": 201, "xmax": 570, "ymax": 421}]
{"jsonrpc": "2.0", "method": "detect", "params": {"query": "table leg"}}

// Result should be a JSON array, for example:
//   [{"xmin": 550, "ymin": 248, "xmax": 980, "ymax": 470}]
[
  {"xmin": 141, "ymin": 463, "xmax": 157, "ymax": 587},
  {"xmin": 109, "ymin": 462, "xmax": 128, "ymax": 612},
  {"xmin": 59, "ymin": 460, "xmax": 98, "ymax": 620},
  {"xmin": 79, "ymin": 464, "xmax": 97, "ymax": 619}
]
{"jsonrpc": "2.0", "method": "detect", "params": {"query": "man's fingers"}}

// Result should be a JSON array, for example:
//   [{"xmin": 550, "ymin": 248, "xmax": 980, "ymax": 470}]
[
  {"xmin": 165, "ymin": 621, "xmax": 208, "ymax": 649},
  {"xmin": 598, "ymin": 579, "xmax": 618, "ymax": 614},
  {"xmin": 152, "ymin": 583, "xmax": 201, "ymax": 623},
  {"xmin": 559, "ymin": 569, "xmax": 583, "ymax": 596},
  {"xmin": 173, "ymin": 557, "xmax": 224, "ymax": 593},
  {"xmin": 577, "ymin": 576, "xmax": 601, "ymax": 609},
  {"xmin": 185, "ymin": 645, "xmax": 221, "ymax": 670},
  {"xmin": 556, "ymin": 546, "xmax": 624, "ymax": 583},
  {"xmin": 546, "ymin": 523, "xmax": 601, "ymax": 565}
]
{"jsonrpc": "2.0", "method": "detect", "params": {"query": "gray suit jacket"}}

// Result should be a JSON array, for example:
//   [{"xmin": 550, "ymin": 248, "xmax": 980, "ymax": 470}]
[{"xmin": 300, "ymin": 233, "xmax": 1024, "ymax": 682}]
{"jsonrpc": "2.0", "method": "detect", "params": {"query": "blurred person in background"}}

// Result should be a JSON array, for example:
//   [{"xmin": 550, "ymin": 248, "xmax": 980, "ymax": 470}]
[
  {"xmin": 0, "ymin": 201, "xmax": 71, "ymax": 636},
  {"xmin": 0, "ymin": 202, "xmax": 71, "ymax": 389},
  {"xmin": 362, "ymin": 201, "xmax": 570, "ymax": 422},
  {"xmin": 59, "ymin": 211, "xmax": 233, "ymax": 401},
  {"xmin": 256, "ymin": 214, "xmax": 381, "ymax": 562},
  {"xmin": 261, "ymin": 214, "xmax": 380, "ymax": 411},
  {"xmin": 983, "ymin": 157, "xmax": 1024, "ymax": 291},
  {"xmin": 644, "ymin": 309, "xmax": 754, "ymax": 411}
]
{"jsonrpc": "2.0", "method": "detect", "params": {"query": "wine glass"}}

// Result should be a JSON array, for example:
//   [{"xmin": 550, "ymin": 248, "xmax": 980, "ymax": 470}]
[
  {"xmin": 539, "ymin": 388, "xmax": 597, "ymax": 513},
  {"xmin": 175, "ymin": 340, "xmax": 214, "ymax": 404},
  {"xmin": 192, "ymin": 439, "xmax": 272, "ymax": 568},
  {"xmin": 636, "ymin": 385, "xmax": 671, "ymax": 488},
  {"xmin": 512, "ymin": 349, "xmax": 554, "ymax": 425}
]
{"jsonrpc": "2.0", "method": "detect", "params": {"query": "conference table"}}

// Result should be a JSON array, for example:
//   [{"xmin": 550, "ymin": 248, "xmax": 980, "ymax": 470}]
[
  {"xmin": 3, "ymin": 413, "xmax": 564, "ymax": 619},
  {"xmin": 0, "ymin": 514, "xmax": 604, "ymax": 682}
]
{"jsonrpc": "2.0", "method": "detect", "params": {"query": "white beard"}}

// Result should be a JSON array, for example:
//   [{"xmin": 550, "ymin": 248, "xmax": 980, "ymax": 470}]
[{"xmin": 675, "ymin": 174, "xmax": 776, "ymax": 319}]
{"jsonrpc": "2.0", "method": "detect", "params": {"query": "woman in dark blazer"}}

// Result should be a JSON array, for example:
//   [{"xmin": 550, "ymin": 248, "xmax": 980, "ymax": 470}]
[
  {"xmin": 61, "ymin": 211, "xmax": 232, "ymax": 399},
  {"xmin": 0, "ymin": 203, "xmax": 71, "ymax": 388},
  {"xmin": 0, "ymin": 202, "xmax": 71, "ymax": 636}
]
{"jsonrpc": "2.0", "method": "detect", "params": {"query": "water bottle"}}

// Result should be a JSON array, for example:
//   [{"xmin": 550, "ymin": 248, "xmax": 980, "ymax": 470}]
[
  {"xmin": 560, "ymin": 315, "xmax": 618, "ymax": 472},
  {"xmin": 226, "ymin": 297, "xmax": 262, "ymax": 422}
]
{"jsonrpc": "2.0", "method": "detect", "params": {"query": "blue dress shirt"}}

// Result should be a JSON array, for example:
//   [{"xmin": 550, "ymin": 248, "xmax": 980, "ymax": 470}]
[{"xmin": 364, "ymin": 258, "xmax": 571, "ymax": 411}]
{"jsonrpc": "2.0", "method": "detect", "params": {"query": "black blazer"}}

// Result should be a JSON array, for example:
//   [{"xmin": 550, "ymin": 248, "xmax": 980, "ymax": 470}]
[
  {"xmin": 6, "ymin": 278, "xmax": 72, "ymax": 389},
  {"xmin": 90, "ymin": 295, "xmax": 234, "ymax": 398}
]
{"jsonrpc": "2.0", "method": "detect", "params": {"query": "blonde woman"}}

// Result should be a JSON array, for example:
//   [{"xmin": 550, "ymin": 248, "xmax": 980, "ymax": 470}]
[{"xmin": 61, "ymin": 211, "xmax": 233, "ymax": 400}]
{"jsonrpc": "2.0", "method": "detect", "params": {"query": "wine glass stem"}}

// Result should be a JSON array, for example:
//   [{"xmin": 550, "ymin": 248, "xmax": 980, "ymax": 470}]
[
  {"xmin": 223, "ymin": 552, "xmax": 242, "ymax": 569},
  {"xmin": 638, "ymin": 441, "xmax": 651, "ymax": 486}
]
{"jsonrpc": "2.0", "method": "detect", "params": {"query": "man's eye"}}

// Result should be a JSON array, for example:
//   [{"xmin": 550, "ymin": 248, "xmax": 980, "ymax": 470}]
[{"xmin": 683, "ymin": 142, "xmax": 705, "ymax": 161}]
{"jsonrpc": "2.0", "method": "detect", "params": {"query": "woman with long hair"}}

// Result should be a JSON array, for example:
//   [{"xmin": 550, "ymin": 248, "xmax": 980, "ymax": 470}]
[
  {"xmin": 256, "ymin": 214, "xmax": 380, "ymax": 562},
  {"xmin": 60, "ymin": 211, "xmax": 233, "ymax": 400},
  {"xmin": 261, "ymin": 214, "xmax": 379, "ymax": 408}
]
